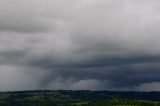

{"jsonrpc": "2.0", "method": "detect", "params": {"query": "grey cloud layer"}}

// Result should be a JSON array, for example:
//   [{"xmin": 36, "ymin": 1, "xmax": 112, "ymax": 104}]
[{"xmin": 0, "ymin": 0, "xmax": 160, "ymax": 91}]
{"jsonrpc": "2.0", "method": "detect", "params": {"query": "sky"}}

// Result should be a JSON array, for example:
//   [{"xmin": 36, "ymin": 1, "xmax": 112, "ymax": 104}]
[{"xmin": 0, "ymin": 0, "xmax": 160, "ymax": 91}]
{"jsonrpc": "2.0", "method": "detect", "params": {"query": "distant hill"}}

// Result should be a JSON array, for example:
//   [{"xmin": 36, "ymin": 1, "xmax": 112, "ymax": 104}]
[
  {"xmin": 0, "ymin": 90, "xmax": 160, "ymax": 106},
  {"xmin": 6, "ymin": 90, "xmax": 160, "ymax": 101},
  {"xmin": 58, "ymin": 90, "xmax": 160, "ymax": 101}
]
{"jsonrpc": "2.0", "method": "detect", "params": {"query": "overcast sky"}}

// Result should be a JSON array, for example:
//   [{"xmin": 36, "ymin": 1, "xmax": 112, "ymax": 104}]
[{"xmin": 0, "ymin": 0, "xmax": 160, "ymax": 91}]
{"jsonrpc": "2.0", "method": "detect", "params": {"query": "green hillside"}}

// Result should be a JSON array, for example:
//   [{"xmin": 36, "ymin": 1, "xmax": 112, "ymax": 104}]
[{"xmin": 0, "ymin": 90, "xmax": 159, "ymax": 106}]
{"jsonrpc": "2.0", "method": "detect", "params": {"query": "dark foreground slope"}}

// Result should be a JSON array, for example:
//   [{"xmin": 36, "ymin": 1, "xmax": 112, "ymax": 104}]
[{"xmin": 0, "ymin": 90, "xmax": 160, "ymax": 106}]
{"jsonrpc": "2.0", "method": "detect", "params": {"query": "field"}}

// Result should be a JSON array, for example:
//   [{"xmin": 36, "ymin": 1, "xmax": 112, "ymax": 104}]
[{"xmin": 0, "ymin": 90, "xmax": 159, "ymax": 106}]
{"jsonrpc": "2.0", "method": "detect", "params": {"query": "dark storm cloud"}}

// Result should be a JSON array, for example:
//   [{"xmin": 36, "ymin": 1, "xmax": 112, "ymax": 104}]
[
  {"xmin": 49, "ymin": 63, "xmax": 160, "ymax": 91},
  {"xmin": 0, "ymin": 0, "xmax": 160, "ymax": 91}
]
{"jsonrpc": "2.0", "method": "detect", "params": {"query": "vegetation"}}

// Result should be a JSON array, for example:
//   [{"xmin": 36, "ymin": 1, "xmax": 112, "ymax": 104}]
[
  {"xmin": 0, "ymin": 90, "xmax": 159, "ymax": 106},
  {"xmin": 84, "ymin": 100, "xmax": 160, "ymax": 106}
]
